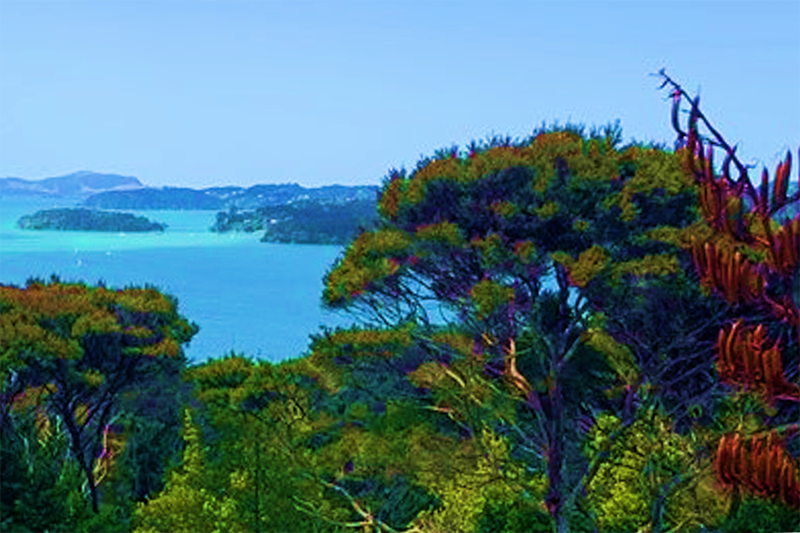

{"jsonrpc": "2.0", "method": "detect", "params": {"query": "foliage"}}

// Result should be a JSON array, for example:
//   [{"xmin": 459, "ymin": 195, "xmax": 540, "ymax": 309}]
[
  {"xmin": 582, "ymin": 408, "xmax": 730, "ymax": 532},
  {"xmin": 0, "ymin": 278, "xmax": 197, "ymax": 528},
  {"xmin": 319, "ymin": 119, "xmax": 725, "ymax": 531},
  {"xmin": 4, "ymin": 74, "xmax": 799, "ymax": 532},
  {"xmin": 132, "ymin": 408, "xmax": 245, "ymax": 533},
  {"xmin": 717, "ymin": 494, "xmax": 800, "ymax": 533}
]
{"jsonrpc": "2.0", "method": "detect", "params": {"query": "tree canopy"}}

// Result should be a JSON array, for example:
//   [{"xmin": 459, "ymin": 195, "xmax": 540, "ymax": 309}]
[{"xmin": 1, "ymin": 278, "xmax": 197, "ymax": 526}]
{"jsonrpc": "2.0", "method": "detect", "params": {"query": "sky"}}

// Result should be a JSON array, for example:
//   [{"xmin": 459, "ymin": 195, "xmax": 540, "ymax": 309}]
[{"xmin": 0, "ymin": 1, "xmax": 798, "ymax": 189}]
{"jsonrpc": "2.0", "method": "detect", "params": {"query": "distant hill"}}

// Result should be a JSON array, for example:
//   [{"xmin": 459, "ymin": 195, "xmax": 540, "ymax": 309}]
[
  {"xmin": 0, "ymin": 171, "xmax": 144, "ymax": 198},
  {"xmin": 82, "ymin": 183, "xmax": 380, "ymax": 210}
]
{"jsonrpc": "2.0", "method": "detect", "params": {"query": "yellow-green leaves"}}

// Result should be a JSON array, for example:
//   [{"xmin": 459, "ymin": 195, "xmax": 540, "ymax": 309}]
[
  {"xmin": 323, "ymin": 227, "xmax": 413, "ymax": 306},
  {"xmin": 534, "ymin": 200, "xmax": 560, "ymax": 220},
  {"xmin": 584, "ymin": 411, "xmax": 698, "ymax": 533},
  {"xmin": 415, "ymin": 221, "xmax": 465, "ymax": 247},
  {"xmin": 551, "ymin": 245, "xmax": 611, "ymax": 288},
  {"xmin": 581, "ymin": 326, "xmax": 639, "ymax": 386},
  {"xmin": 469, "ymin": 279, "xmax": 514, "ymax": 319},
  {"xmin": 412, "ymin": 427, "xmax": 547, "ymax": 533},
  {"xmin": 133, "ymin": 409, "xmax": 246, "ymax": 533},
  {"xmin": 611, "ymin": 253, "xmax": 680, "ymax": 283}
]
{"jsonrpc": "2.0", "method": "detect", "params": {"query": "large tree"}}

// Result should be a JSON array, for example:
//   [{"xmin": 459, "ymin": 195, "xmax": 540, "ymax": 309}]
[{"xmin": 320, "ymin": 119, "xmax": 735, "ymax": 530}]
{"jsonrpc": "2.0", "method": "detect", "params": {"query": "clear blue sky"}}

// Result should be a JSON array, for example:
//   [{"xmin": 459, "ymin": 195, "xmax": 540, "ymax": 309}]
[{"xmin": 1, "ymin": 1, "xmax": 798, "ymax": 189}]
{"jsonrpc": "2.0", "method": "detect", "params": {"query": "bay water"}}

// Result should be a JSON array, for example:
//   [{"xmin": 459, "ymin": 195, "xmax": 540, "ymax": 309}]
[
  {"xmin": 0, "ymin": 196, "xmax": 354, "ymax": 364},
  {"xmin": 0, "ymin": 196, "xmax": 572, "ymax": 366}
]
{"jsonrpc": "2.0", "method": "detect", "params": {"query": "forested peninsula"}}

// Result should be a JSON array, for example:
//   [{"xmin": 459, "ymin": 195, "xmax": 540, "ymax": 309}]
[
  {"xmin": 211, "ymin": 198, "xmax": 380, "ymax": 244},
  {"xmin": 17, "ymin": 208, "xmax": 167, "ymax": 232},
  {"xmin": 2, "ymin": 74, "xmax": 799, "ymax": 533}
]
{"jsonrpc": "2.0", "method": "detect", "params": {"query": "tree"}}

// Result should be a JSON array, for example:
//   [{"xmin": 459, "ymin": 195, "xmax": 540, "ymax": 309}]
[
  {"xmin": 138, "ymin": 352, "xmax": 375, "ymax": 532},
  {"xmin": 320, "ymin": 120, "xmax": 735, "ymax": 530},
  {"xmin": 0, "ymin": 278, "xmax": 198, "ymax": 521},
  {"xmin": 132, "ymin": 408, "xmax": 245, "ymax": 533}
]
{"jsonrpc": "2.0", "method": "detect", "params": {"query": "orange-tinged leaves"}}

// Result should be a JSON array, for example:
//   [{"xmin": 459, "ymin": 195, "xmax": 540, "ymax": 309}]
[
  {"xmin": 378, "ymin": 176, "xmax": 404, "ymax": 220},
  {"xmin": 512, "ymin": 240, "xmax": 536, "ymax": 263},
  {"xmin": 490, "ymin": 200, "xmax": 517, "ymax": 218},
  {"xmin": 139, "ymin": 338, "xmax": 180, "ymax": 358}
]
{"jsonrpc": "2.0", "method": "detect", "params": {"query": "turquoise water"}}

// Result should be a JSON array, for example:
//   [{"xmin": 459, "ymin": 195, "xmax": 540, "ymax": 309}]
[
  {"xmin": 0, "ymin": 197, "xmax": 353, "ymax": 364},
  {"xmin": 0, "ymin": 197, "xmax": 573, "ymax": 365}
]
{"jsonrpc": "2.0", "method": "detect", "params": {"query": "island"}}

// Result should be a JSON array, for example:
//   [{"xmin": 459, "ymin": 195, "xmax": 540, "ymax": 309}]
[
  {"xmin": 211, "ymin": 198, "xmax": 379, "ymax": 244},
  {"xmin": 17, "ymin": 208, "xmax": 167, "ymax": 232}
]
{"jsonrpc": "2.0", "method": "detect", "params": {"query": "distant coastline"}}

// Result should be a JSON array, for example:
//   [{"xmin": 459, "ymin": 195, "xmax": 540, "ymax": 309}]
[
  {"xmin": 17, "ymin": 208, "xmax": 167, "ymax": 232},
  {"xmin": 212, "ymin": 198, "xmax": 379, "ymax": 245},
  {"xmin": 2, "ymin": 171, "xmax": 382, "ymax": 244},
  {"xmin": 81, "ymin": 183, "xmax": 379, "ymax": 211}
]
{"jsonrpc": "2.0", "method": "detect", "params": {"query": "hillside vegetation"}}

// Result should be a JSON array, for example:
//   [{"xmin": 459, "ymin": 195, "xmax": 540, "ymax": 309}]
[{"xmin": 1, "ymin": 75, "xmax": 798, "ymax": 533}]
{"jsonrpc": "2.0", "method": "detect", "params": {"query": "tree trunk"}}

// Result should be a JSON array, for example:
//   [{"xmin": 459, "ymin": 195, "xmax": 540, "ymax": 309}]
[
  {"xmin": 62, "ymin": 411, "xmax": 100, "ymax": 513},
  {"xmin": 545, "ymin": 382, "xmax": 566, "ymax": 532}
]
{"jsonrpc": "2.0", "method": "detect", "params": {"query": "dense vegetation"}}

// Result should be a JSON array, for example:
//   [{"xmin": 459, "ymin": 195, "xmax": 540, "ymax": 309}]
[
  {"xmin": 17, "ymin": 208, "xmax": 167, "ymax": 232},
  {"xmin": 1, "ymin": 74, "xmax": 798, "ymax": 532},
  {"xmin": 212, "ymin": 199, "xmax": 380, "ymax": 245}
]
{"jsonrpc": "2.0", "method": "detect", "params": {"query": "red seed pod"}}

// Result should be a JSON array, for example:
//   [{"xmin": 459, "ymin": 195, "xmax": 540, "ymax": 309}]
[
  {"xmin": 729, "ymin": 433, "xmax": 744, "ymax": 485},
  {"xmin": 741, "ymin": 343, "xmax": 759, "ymax": 391},
  {"xmin": 749, "ymin": 436, "xmax": 768, "ymax": 496},
  {"xmin": 765, "ymin": 438, "xmax": 783, "ymax": 495},
  {"xmin": 715, "ymin": 434, "xmax": 735, "ymax": 487},
  {"xmin": 759, "ymin": 168, "xmax": 770, "ymax": 216},
  {"xmin": 779, "ymin": 226, "xmax": 795, "ymax": 274},
  {"xmin": 778, "ymin": 457, "xmax": 800, "ymax": 509},
  {"xmin": 737, "ymin": 436, "xmax": 751, "ymax": 487},
  {"xmin": 715, "ymin": 326, "xmax": 735, "ymax": 382}
]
